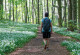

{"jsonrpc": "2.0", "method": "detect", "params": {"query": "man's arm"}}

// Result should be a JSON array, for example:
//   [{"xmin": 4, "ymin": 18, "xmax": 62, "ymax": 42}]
[
  {"xmin": 41, "ymin": 22, "xmax": 43, "ymax": 33},
  {"xmin": 51, "ymin": 23, "xmax": 53, "ymax": 34}
]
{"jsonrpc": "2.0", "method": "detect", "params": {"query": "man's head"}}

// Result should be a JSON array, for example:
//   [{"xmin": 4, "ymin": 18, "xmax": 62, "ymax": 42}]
[{"xmin": 45, "ymin": 12, "xmax": 49, "ymax": 17}]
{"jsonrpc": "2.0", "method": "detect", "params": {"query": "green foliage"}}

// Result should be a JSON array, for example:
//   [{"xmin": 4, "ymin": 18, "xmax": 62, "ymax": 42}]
[
  {"xmin": 71, "ymin": 50, "xmax": 80, "ymax": 55},
  {"xmin": 53, "ymin": 26, "xmax": 80, "ymax": 55},
  {"xmin": 0, "ymin": 19, "xmax": 38, "ymax": 54},
  {"xmin": 53, "ymin": 26, "xmax": 80, "ymax": 40},
  {"xmin": 0, "ymin": 50, "xmax": 5, "ymax": 55},
  {"xmin": 68, "ymin": 20, "xmax": 77, "ymax": 31},
  {"xmin": 61, "ymin": 40, "xmax": 80, "ymax": 55}
]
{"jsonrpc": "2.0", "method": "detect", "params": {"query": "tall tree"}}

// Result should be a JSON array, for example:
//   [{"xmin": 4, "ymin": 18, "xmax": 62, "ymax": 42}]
[
  {"xmin": 68, "ymin": 0, "xmax": 73, "ymax": 31},
  {"xmin": 64, "ymin": 0, "xmax": 67, "ymax": 27},
  {"xmin": 9, "ymin": 0, "xmax": 11, "ymax": 21},
  {"xmin": 25, "ymin": 1, "xmax": 27, "ymax": 23},
  {"xmin": 5, "ymin": 0, "xmax": 7, "ymax": 19},
  {"xmin": 78, "ymin": 0, "xmax": 80, "ymax": 30},
  {"xmin": 16, "ymin": 0, "xmax": 18, "ymax": 22},
  {"xmin": 12, "ymin": 0, "xmax": 14, "ymax": 21},
  {"xmin": 32, "ymin": 0, "xmax": 34, "ymax": 24},
  {"xmin": 0, "ymin": 0, "xmax": 3, "ymax": 19},
  {"xmin": 58, "ymin": 0, "xmax": 62, "ymax": 27},
  {"xmin": 72, "ymin": 0, "xmax": 77, "ymax": 29},
  {"xmin": 35, "ymin": 0, "xmax": 38, "ymax": 24},
  {"xmin": 43, "ymin": 0, "xmax": 45, "ymax": 18},
  {"xmin": 47, "ymin": 0, "xmax": 49, "ymax": 12},
  {"xmin": 38, "ymin": 0, "xmax": 40, "ymax": 24},
  {"xmin": 52, "ymin": 0, "xmax": 53, "ymax": 20},
  {"xmin": 52, "ymin": 0, "xmax": 56, "ymax": 24}
]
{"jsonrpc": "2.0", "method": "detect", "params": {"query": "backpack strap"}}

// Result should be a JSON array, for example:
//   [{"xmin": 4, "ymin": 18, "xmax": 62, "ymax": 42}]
[{"xmin": 49, "ymin": 19, "xmax": 51, "ymax": 27}]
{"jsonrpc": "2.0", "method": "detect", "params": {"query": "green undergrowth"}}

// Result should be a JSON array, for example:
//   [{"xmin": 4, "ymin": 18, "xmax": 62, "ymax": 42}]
[
  {"xmin": 53, "ymin": 26, "xmax": 80, "ymax": 55},
  {"xmin": 0, "ymin": 19, "xmax": 39, "ymax": 55},
  {"xmin": 61, "ymin": 40, "xmax": 80, "ymax": 55},
  {"xmin": 53, "ymin": 26, "xmax": 80, "ymax": 40}
]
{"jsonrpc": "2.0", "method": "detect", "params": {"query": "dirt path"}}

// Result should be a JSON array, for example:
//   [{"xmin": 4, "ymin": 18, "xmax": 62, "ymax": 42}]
[{"xmin": 10, "ymin": 27, "xmax": 70, "ymax": 55}]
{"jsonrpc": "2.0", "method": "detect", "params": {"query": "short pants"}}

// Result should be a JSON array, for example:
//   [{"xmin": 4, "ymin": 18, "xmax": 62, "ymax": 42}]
[{"xmin": 42, "ymin": 32, "xmax": 51, "ymax": 38}]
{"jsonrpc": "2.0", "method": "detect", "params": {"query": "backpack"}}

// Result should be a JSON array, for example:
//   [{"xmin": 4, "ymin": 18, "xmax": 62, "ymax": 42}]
[{"xmin": 43, "ymin": 18, "xmax": 51, "ymax": 32}]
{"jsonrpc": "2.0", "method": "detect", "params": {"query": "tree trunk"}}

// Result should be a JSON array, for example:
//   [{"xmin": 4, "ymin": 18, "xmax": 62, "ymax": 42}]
[
  {"xmin": 64, "ymin": 0, "xmax": 67, "ymax": 27},
  {"xmin": 16, "ymin": 0, "xmax": 18, "ymax": 22},
  {"xmin": 43, "ymin": 0, "xmax": 45, "ymax": 18},
  {"xmin": 0, "ymin": 0, "xmax": 3, "ymax": 19},
  {"xmin": 47, "ymin": 0, "xmax": 49, "ymax": 12},
  {"xmin": 38, "ymin": 0, "xmax": 40, "ymax": 24},
  {"xmin": 32, "ymin": 0, "xmax": 34, "ymax": 24},
  {"xmin": 52, "ymin": 0, "xmax": 56, "ymax": 24},
  {"xmin": 72, "ymin": 0, "xmax": 77, "ymax": 30},
  {"xmin": 68, "ymin": 0, "xmax": 74, "ymax": 31},
  {"xmin": 36, "ymin": 0, "xmax": 38, "ymax": 24},
  {"xmin": 78, "ymin": 0, "xmax": 80, "ymax": 30},
  {"xmin": 25, "ymin": 1, "xmax": 27, "ymax": 23},
  {"xmin": 58, "ymin": 0, "xmax": 62, "ymax": 27},
  {"xmin": 5, "ymin": 0, "xmax": 7, "ymax": 19},
  {"xmin": 12, "ymin": 0, "xmax": 14, "ymax": 21},
  {"xmin": 9, "ymin": 0, "xmax": 11, "ymax": 21},
  {"xmin": 52, "ymin": 0, "xmax": 53, "ymax": 20}
]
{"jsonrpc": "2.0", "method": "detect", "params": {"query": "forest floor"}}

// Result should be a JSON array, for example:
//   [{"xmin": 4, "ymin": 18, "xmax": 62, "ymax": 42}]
[{"xmin": 10, "ymin": 27, "xmax": 70, "ymax": 55}]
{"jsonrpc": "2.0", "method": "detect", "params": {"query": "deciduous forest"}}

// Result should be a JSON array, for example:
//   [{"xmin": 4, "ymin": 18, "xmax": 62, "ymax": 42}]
[{"xmin": 0, "ymin": 0, "xmax": 80, "ymax": 55}]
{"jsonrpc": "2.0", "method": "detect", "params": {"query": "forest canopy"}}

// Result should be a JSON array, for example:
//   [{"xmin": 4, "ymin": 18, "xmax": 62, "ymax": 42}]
[{"xmin": 0, "ymin": 0, "xmax": 80, "ymax": 31}]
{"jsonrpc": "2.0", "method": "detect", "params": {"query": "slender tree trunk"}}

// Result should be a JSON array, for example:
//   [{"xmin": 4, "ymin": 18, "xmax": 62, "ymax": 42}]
[
  {"xmin": 5, "ymin": 0, "xmax": 7, "ymax": 19},
  {"xmin": 12, "ymin": 0, "xmax": 14, "ymax": 21},
  {"xmin": 58, "ymin": 0, "xmax": 62, "ymax": 27},
  {"xmin": 28, "ymin": 0, "xmax": 30, "ymax": 22},
  {"xmin": 41, "ymin": 0, "xmax": 43, "ymax": 19},
  {"xmin": 16, "ymin": 0, "xmax": 18, "ymax": 22},
  {"xmin": 25, "ymin": 1, "xmax": 27, "ymax": 23},
  {"xmin": 0, "ymin": 0, "xmax": 3, "ymax": 19},
  {"xmin": 78, "ymin": 0, "xmax": 80, "ymax": 30},
  {"xmin": 64, "ymin": 0, "xmax": 67, "ymax": 27},
  {"xmin": 28, "ymin": 2, "xmax": 29, "ymax": 23},
  {"xmin": 52, "ymin": 0, "xmax": 53, "ymax": 20},
  {"xmin": 38, "ymin": 0, "xmax": 40, "ymax": 24},
  {"xmin": 35, "ymin": 0, "xmax": 37, "ymax": 24},
  {"xmin": 21, "ymin": 1, "xmax": 22, "ymax": 22},
  {"xmin": 52, "ymin": 0, "xmax": 56, "ymax": 25},
  {"xmin": 43, "ymin": 0, "xmax": 45, "ymax": 18},
  {"xmin": 21, "ymin": 1, "xmax": 24, "ymax": 22},
  {"xmin": 9, "ymin": 0, "xmax": 11, "ymax": 21},
  {"xmin": 52, "ymin": 0, "xmax": 55, "ymax": 23},
  {"xmin": 32, "ymin": 0, "xmax": 34, "ymax": 24},
  {"xmin": 47, "ymin": 0, "xmax": 49, "ymax": 12}
]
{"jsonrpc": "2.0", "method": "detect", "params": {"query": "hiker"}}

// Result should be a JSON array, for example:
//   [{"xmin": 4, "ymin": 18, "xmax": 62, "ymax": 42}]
[{"xmin": 41, "ymin": 12, "xmax": 53, "ymax": 50}]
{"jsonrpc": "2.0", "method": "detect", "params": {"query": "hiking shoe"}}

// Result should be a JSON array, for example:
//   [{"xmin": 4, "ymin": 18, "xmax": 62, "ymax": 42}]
[
  {"xmin": 46, "ymin": 47, "xmax": 49, "ymax": 51},
  {"xmin": 44, "ymin": 45, "xmax": 47, "ymax": 50}
]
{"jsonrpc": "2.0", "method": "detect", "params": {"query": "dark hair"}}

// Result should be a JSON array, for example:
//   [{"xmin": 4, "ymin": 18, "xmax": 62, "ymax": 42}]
[{"xmin": 45, "ymin": 12, "xmax": 49, "ymax": 17}]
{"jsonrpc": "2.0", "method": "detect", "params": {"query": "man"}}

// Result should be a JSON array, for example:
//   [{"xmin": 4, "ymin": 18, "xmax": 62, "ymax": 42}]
[{"xmin": 41, "ymin": 12, "xmax": 53, "ymax": 50}]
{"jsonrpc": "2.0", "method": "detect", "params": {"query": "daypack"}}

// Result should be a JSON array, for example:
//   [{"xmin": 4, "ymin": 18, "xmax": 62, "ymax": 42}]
[{"xmin": 43, "ymin": 18, "xmax": 51, "ymax": 32}]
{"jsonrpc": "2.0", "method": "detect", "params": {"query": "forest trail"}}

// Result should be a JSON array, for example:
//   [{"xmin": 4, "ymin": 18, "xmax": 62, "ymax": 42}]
[{"xmin": 10, "ymin": 27, "xmax": 70, "ymax": 55}]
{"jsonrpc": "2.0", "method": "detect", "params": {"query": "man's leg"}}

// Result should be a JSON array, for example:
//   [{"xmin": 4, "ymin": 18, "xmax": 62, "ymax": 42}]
[
  {"xmin": 46, "ymin": 38, "xmax": 49, "ymax": 47},
  {"xmin": 43, "ymin": 39, "xmax": 46, "ymax": 45},
  {"xmin": 43, "ymin": 38, "xmax": 47, "ymax": 49}
]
